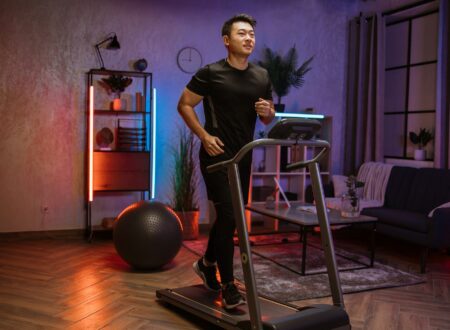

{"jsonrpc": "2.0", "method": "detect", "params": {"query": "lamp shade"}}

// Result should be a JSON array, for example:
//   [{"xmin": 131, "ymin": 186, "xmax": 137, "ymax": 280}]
[{"xmin": 107, "ymin": 35, "xmax": 120, "ymax": 50}]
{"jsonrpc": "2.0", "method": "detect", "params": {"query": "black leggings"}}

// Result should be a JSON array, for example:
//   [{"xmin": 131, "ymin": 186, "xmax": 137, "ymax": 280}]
[{"xmin": 201, "ymin": 159, "xmax": 251, "ymax": 284}]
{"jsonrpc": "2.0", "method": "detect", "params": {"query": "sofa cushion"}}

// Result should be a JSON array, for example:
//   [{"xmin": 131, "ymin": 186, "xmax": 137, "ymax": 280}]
[
  {"xmin": 384, "ymin": 166, "xmax": 417, "ymax": 210},
  {"xmin": 362, "ymin": 207, "xmax": 429, "ymax": 233},
  {"xmin": 405, "ymin": 168, "xmax": 450, "ymax": 214}
]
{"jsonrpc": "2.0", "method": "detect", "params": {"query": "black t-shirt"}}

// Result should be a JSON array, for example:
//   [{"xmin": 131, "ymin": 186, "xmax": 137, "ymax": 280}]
[{"xmin": 186, "ymin": 59, "xmax": 272, "ymax": 165}]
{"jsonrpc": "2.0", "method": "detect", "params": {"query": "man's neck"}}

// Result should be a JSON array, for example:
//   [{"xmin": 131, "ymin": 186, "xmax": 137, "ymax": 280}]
[{"xmin": 226, "ymin": 54, "xmax": 249, "ymax": 70}]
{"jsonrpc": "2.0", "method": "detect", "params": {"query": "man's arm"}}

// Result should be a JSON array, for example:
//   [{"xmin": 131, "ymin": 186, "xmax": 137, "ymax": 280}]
[
  {"xmin": 255, "ymin": 98, "xmax": 275, "ymax": 125},
  {"xmin": 177, "ymin": 88, "xmax": 225, "ymax": 156}
]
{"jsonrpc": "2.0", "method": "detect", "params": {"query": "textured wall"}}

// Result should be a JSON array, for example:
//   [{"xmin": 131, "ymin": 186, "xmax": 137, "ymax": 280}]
[{"xmin": 1, "ymin": 0, "xmax": 413, "ymax": 232}]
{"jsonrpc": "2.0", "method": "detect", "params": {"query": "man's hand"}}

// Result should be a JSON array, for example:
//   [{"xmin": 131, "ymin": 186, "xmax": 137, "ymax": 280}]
[
  {"xmin": 255, "ymin": 98, "xmax": 275, "ymax": 124},
  {"xmin": 201, "ymin": 133, "xmax": 225, "ymax": 156}
]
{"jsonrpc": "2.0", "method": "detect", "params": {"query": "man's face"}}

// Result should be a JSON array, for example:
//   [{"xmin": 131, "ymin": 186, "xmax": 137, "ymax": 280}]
[{"xmin": 223, "ymin": 21, "xmax": 255, "ymax": 56}]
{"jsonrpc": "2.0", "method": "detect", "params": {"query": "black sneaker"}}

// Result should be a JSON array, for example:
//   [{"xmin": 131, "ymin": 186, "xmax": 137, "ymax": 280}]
[
  {"xmin": 221, "ymin": 282, "xmax": 245, "ymax": 309},
  {"xmin": 193, "ymin": 258, "xmax": 221, "ymax": 292}
]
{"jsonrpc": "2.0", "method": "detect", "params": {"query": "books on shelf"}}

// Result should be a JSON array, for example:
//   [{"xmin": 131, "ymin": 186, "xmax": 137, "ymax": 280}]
[{"xmin": 117, "ymin": 119, "xmax": 146, "ymax": 151}]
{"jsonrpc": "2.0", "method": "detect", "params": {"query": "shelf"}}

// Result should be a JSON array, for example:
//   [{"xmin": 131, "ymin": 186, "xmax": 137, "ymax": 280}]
[
  {"xmin": 94, "ymin": 110, "xmax": 150, "ymax": 115},
  {"xmin": 250, "ymin": 116, "xmax": 332, "ymax": 207},
  {"xmin": 88, "ymin": 68, "xmax": 152, "ymax": 78},
  {"xmin": 93, "ymin": 150, "xmax": 150, "ymax": 153},
  {"xmin": 86, "ymin": 68, "xmax": 153, "ymax": 241},
  {"xmin": 94, "ymin": 188, "xmax": 149, "ymax": 193}
]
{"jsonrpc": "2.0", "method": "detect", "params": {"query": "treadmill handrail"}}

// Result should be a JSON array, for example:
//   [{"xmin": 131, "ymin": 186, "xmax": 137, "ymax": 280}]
[{"xmin": 207, "ymin": 138, "xmax": 330, "ymax": 173}]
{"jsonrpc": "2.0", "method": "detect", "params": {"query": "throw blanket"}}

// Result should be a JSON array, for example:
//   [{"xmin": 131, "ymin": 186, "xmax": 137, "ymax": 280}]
[{"xmin": 357, "ymin": 162, "xmax": 394, "ymax": 203}]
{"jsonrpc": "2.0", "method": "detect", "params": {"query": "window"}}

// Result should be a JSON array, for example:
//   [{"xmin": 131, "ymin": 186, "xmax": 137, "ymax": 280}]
[{"xmin": 383, "ymin": 11, "xmax": 438, "ymax": 160}]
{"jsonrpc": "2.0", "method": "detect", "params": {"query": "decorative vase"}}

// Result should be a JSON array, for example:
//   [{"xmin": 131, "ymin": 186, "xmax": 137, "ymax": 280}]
[
  {"xmin": 176, "ymin": 210, "xmax": 199, "ymax": 240},
  {"xmin": 341, "ymin": 194, "xmax": 360, "ymax": 218},
  {"xmin": 112, "ymin": 97, "xmax": 122, "ymax": 111},
  {"xmin": 414, "ymin": 149, "xmax": 426, "ymax": 161}
]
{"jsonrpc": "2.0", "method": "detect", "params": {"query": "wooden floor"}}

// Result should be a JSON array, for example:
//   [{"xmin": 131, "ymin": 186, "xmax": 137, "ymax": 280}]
[{"xmin": 0, "ymin": 231, "xmax": 449, "ymax": 330}]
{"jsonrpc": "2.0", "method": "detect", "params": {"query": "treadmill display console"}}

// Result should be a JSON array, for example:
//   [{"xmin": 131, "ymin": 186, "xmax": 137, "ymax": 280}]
[{"xmin": 267, "ymin": 118, "xmax": 321, "ymax": 140}]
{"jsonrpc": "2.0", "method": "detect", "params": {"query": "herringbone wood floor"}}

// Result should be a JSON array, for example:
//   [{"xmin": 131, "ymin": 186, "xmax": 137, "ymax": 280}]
[{"xmin": 0, "ymin": 231, "xmax": 449, "ymax": 330}]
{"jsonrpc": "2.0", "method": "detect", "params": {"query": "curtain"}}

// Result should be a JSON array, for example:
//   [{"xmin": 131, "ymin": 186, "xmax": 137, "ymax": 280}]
[{"xmin": 343, "ymin": 14, "xmax": 384, "ymax": 175}]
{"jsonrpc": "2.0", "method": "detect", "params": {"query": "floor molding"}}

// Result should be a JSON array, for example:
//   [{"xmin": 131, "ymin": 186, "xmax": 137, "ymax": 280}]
[{"xmin": 0, "ymin": 229, "xmax": 85, "ymax": 241}]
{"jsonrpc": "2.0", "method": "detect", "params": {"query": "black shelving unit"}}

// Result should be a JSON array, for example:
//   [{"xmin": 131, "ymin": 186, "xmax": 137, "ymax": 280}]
[{"xmin": 85, "ymin": 69, "xmax": 153, "ymax": 240}]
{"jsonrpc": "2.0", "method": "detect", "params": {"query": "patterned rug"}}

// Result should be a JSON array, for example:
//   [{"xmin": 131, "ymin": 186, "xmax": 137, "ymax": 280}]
[{"xmin": 183, "ymin": 233, "xmax": 425, "ymax": 302}]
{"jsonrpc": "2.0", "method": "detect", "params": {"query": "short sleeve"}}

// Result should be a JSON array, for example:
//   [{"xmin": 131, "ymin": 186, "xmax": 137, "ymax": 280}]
[{"xmin": 186, "ymin": 65, "xmax": 210, "ymax": 96}]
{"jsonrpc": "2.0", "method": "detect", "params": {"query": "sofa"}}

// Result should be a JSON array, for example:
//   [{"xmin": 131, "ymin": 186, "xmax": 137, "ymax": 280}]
[{"xmin": 307, "ymin": 164, "xmax": 450, "ymax": 273}]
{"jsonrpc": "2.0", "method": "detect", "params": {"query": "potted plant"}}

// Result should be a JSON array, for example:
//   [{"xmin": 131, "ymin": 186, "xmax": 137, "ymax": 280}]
[
  {"xmin": 170, "ymin": 127, "xmax": 199, "ymax": 240},
  {"xmin": 100, "ymin": 75, "xmax": 133, "ymax": 110},
  {"xmin": 409, "ymin": 128, "xmax": 433, "ymax": 161},
  {"xmin": 341, "ymin": 175, "xmax": 364, "ymax": 218},
  {"xmin": 258, "ymin": 46, "xmax": 313, "ymax": 112}
]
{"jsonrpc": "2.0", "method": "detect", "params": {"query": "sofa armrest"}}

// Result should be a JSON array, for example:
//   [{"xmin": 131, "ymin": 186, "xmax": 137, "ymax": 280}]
[
  {"xmin": 429, "ymin": 207, "xmax": 450, "ymax": 249},
  {"xmin": 305, "ymin": 182, "xmax": 334, "ymax": 203}
]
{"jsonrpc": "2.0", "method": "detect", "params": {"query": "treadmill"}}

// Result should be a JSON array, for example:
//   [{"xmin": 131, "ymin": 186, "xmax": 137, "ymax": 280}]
[{"xmin": 157, "ymin": 118, "xmax": 351, "ymax": 330}]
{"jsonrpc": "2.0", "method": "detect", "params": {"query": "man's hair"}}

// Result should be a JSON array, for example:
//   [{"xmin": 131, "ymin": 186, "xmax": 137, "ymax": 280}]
[{"xmin": 221, "ymin": 14, "xmax": 256, "ymax": 36}]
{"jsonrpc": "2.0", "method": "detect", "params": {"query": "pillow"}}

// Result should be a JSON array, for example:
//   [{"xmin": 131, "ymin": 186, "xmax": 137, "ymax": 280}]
[
  {"xmin": 428, "ymin": 201, "xmax": 450, "ymax": 217},
  {"xmin": 332, "ymin": 175, "xmax": 348, "ymax": 197}
]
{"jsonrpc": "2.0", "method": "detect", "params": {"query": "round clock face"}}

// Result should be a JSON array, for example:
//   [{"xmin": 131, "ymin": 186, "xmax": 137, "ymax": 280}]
[{"xmin": 177, "ymin": 47, "xmax": 202, "ymax": 73}]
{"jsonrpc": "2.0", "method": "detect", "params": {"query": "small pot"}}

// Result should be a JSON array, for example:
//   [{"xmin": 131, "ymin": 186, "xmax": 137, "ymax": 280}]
[
  {"xmin": 175, "ymin": 210, "xmax": 199, "ymax": 240},
  {"xmin": 112, "ymin": 97, "xmax": 122, "ymax": 111},
  {"xmin": 414, "ymin": 149, "xmax": 426, "ymax": 161}
]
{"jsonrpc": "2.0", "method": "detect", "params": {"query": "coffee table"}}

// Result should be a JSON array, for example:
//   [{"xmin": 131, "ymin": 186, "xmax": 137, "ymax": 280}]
[{"xmin": 246, "ymin": 201, "xmax": 378, "ymax": 275}]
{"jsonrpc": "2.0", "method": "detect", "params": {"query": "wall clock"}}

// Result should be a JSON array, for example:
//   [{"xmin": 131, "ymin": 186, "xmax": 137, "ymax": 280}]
[{"xmin": 177, "ymin": 47, "xmax": 203, "ymax": 73}]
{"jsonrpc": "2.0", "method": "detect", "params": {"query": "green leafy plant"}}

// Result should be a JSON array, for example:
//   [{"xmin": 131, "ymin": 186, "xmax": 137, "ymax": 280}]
[
  {"xmin": 409, "ymin": 128, "xmax": 433, "ymax": 149},
  {"xmin": 170, "ymin": 128, "xmax": 198, "ymax": 212},
  {"xmin": 100, "ymin": 75, "xmax": 133, "ymax": 97},
  {"xmin": 258, "ymin": 46, "xmax": 313, "ymax": 106},
  {"xmin": 346, "ymin": 175, "xmax": 364, "ymax": 207}
]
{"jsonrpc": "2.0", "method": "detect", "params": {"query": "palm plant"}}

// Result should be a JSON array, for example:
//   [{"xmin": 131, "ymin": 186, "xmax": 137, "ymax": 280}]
[
  {"xmin": 100, "ymin": 75, "xmax": 132, "ymax": 98},
  {"xmin": 258, "ymin": 46, "xmax": 313, "ymax": 109},
  {"xmin": 409, "ymin": 128, "xmax": 433, "ymax": 149},
  {"xmin": 170, "ymin": 128, "xmax": 198, "ymax": 212}
]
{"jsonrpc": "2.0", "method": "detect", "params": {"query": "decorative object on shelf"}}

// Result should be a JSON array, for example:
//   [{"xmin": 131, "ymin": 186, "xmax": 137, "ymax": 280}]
[
  {"xmin": 409, "ymin": 128, "xmax": 433, "ymax": 161},
  {"xmin": 134, "ymin": 58, "xmax": 148, "ymax": 72},
  {"xmin": 99, "ymin": 75, "xmax": 133, "ymax": 110},
  {"xmin": 170, "ymin": 127, "xmax": 199, "ymax": 240},
  {"xmin": 177, "ymin": 46, "xmax": 203, "ymax": 73},
  {"xmin": 117, "ymin": 119, "xmax": 146, "ymax": 151},
  {"xmin": 135, "ymin": 92, "xmax": 143, "ymax": 112},
  {"xmin": 96, "ymin": 127, "xmax": 114, "ymax": 150},
  {"xmin": 258, "ymin": 46, "xmax": 313, "ymax": 112},
  {"xmin": 94, "ymin": 32, "xmax": 121, "ymax": 70},
  {"xmin": 340, "ymin": 175, "xmax": 364, "ymax": 218}
]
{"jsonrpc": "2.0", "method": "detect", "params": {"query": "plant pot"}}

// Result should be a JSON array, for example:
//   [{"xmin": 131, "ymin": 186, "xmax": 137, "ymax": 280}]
[
  {"xmin": 112, "ymin": 97, "xmax": 122, "ymax": 111},
  {"xmin": 176, "ymin": 210, "xmax": 199, "ymax": 240},
  {"xmin": 274, "ymin": 104, "xmax": 285, "ymax": 113},
  {"xmin": 414, "ymin": 149, "xmax": 426, "ymax": 161}
]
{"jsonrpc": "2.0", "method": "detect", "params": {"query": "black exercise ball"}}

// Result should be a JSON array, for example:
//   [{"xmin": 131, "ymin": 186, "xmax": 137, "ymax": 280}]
[{"xmin": 113, "ymin": 200, "xmax": 183, "ymax": 270}]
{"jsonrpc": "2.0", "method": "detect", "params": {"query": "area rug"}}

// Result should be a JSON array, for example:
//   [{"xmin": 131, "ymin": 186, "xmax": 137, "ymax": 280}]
[{"xmin": 183, "ymin": 234, "xmax": 425, "ymax": 302}]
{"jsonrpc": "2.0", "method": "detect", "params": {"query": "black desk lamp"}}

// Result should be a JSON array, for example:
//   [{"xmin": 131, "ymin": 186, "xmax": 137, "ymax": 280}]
[{"xmin": 95, "ymin": 33, "xmax": 121, "ymax": 70}]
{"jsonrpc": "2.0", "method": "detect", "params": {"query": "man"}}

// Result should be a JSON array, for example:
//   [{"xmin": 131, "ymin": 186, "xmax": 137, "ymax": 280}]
[{"xmin": 177, "ymin": 13, "xmax": 275, "ymax": 309}]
